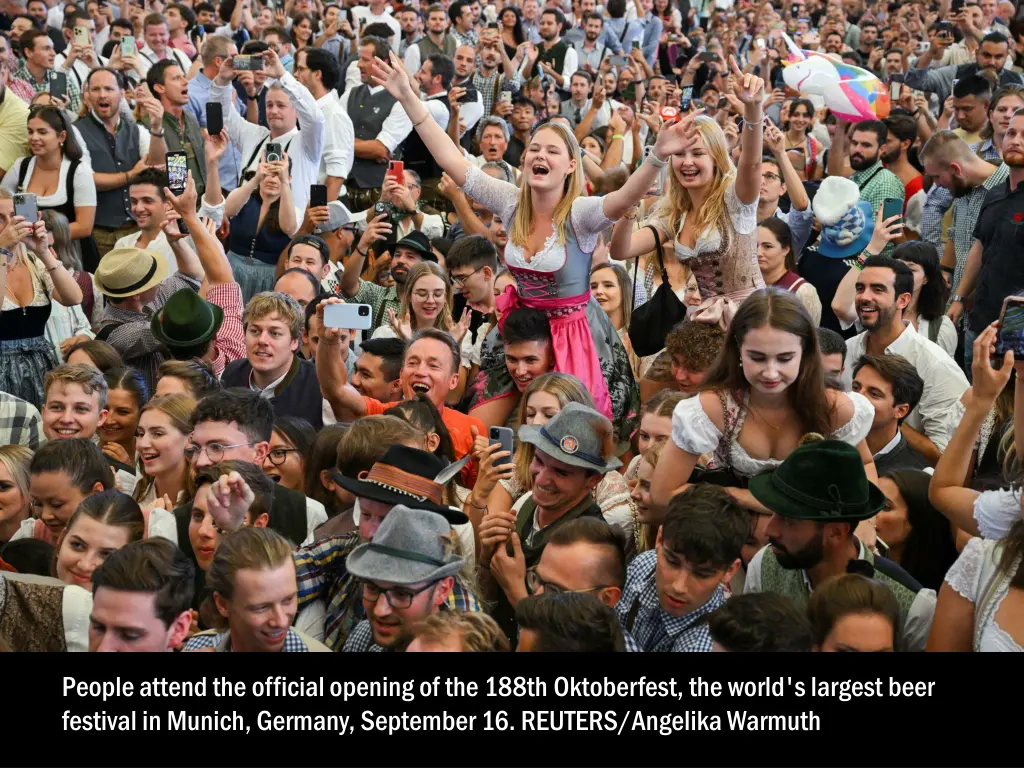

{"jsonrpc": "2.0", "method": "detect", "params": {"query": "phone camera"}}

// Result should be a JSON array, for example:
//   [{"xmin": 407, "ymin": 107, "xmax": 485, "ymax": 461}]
[{"xmin": 358, "ymin": 306, "xmax": 369, "ymax": 317}]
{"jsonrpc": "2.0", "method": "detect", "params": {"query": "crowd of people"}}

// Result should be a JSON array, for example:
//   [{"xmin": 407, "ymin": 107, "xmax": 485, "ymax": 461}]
[{"xmin": 1, "ymin": 0, "xmax": 1023, "ymax": 653}]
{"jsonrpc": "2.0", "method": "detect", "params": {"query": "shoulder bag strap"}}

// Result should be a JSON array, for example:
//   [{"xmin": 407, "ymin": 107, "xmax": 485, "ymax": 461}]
[
  {"xmin": 16, "ymin": 156, "xmax": 29, "ymax": 191},
  {"xmin": 645, "ymin": 224, "xmax": 667, "ymax": 284}
]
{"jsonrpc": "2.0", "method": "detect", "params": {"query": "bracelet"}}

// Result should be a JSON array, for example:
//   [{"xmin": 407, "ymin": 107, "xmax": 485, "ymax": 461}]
[
  {"xmin": 356, "ymin": 245, "xmax": 369, "ymax": 257},
  {"xmin": 0, "ymin": 247, "xmax": 13, "ymax": 262},
  {"xmin": 468, "ymin": 498, "xmax": 488, "ymax": 510},
  {"xmin": 150, "ymin": 129, "xmax": 165, "ymax": 137},
  {"xmin": 951, "ymin": 294, "xmax": 963, "ymax": 303},
  {"xmin": 412, "ymin": 112, "xmax": 430, "ymax": 128},
  {"xmin": 612, "ymin": 133, "xmax": 625, "ymax": 141},
  {"xmin": 646, "ymin": 149, "xmax": 668, "ymax": 168},
  {"xmin": 743, "ymin": 115, "xmax": 765, "ymax": 130},
  {"xmin": 47, "ymin": 263, "xmax": 63, "ymax": 272}
]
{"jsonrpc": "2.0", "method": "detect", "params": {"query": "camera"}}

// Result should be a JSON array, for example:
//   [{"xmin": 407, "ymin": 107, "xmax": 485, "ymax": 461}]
[{"xmin": 358, "ymin": 305, "xmax": 370, "ymax": 317}]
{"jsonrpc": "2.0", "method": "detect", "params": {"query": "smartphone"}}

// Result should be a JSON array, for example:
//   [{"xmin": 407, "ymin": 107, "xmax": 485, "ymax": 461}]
[
  {"xmin": 632, "ymin": 39, "xmax": 641, "ymax": 50},
  {"xmin": 488, "ymin": 21, "xmax": 499, "ymax": 29},
  {"xmin": 206, "ymin": 101, "xmax": 223, "ymax": 136},
  {"xmin": 489, "ymin": 426, "xmax": 514, "ymax": 467},
  {"xmin": 121, "ymin": 34, "xmax": 136, "ymax": 58},
  {"xmin": 48, "ymin": 71, "xmax": 67, "ymax": 100},
  {"xmin": 881, "ymin": 197, "xmax": 903, "ymax": 225},
  {"xmin": 309, "ymin": 183, "xmax": 328, "ymax": 208},
  {"xmin": 233, "ymin": 54, "xmax": 264, "ymax": 71},
  {"xmin": 166, "ymin": 151, "xmax": 188, "ymax": 195},
  {"xmin": 680, "ymin": 84, "xmax": 693, "ymax": 111},
  {"xmin": 791, "ymin": 3, "xmax": 799, "ymax": 14},
  {"xmin": 323, "ymin": 302, "xmax": 373, "ymax": 331},
  {"xmin": 951, "ymin": 0, "xmax": 964, "ymax": 12},
  {"xmin": 265, "ymin": 142, "xmax": 282, "ymax": 162},
  {"xmin": 609, "ymin": 54, "xmax": 629, "ymax": 67},
  {"xmin": 13, "ymin": 193, "xmax": 37, "ymax": 223},
  {"xmin": 699, "ymin": 51, "xmax": 719, "ymax": 62},
  {"xmin": 644, "ymin": 145, "xmax": 666, "ymax": 197},
  {"xmin": 73, "ymin": 26, "xmax": 89, "ymax": 46},
  {"xmin": 996, "ymin": 296, "xmax": 1024, "ymax": 357},
  {"xmin": 457, "ymin": 87, "xmax": 479, "ymax": 104},
  {"xmin": 889, "ymin": 73, "xmax": 903, "ymax": 101},
  {"xmin": 499, "ymin": 90, "xmax": 513, "ymax": 105},
  {"xmin": 917, "ymin": 40, "xmax": 930, "ymax": 53},
  {"xmin": 756, "ymin": 38, "xmax": 766, "ymax": 49},
  {"xmin": 386, "ymin": 159, "xmax": 404, "ymax": 184}
]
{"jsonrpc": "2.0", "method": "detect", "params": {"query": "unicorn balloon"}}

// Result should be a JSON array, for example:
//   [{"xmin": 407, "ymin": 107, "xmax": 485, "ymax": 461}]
[{"xmin": 779, "ymin": 33, "xmax": 890, "ymax": 122}]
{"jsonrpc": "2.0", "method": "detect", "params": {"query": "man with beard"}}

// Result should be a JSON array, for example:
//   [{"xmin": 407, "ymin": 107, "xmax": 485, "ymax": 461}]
[
  {"xmin": 906, "ymin": 30, "xmax": 1021, "ymax": 108},
  {"xmin": 76, "ymin": 67, "xmax": 168, "ymax": 257},
  {"xmin": 881, "ymin": 114, "xmax": 922, "ymax": 208},
  {"xmin": 829, "ymin": 119, "xmax": 905, "ymax": 241},
  {"xmin": 842, "ymin": 256, "xmax": 968, "ymax": 463},
  {"xmin": 403, "ymin": 4, "xmax": 457, "ymax": 75},
  {"xmin": 743, "ymin": 438, "xmax": 936, "ymax": 653},
  {"xmin": 919, "ymin": 130, "xmax": 1006, "ymax": 322},
  {"xmin": 615, "ymin": 484, "xmax": 747, "ymax": 652},
  {"xmin": 575, "ymin": 12, "xmax": 608, "ymax": 73},
  {"xmin": 527, "ymin": 8, "xmax": 578, "ymax": 90},
  {"xmin": 949, "ymin": 74, "xmax": 992, "ymax": 145},
  {"xmin": 340, "ymin": 230, "xmax": 436, "ymax": 335},
  {"xmin": 956, "ymin": 110, "xmax": 1024, "ymax": 369},
  {"xmin": 450, "ymin": 44, "xmax": 485, "ymax": 146},
  {"xmin": 343, "ymin": 506, "xmax": 467, "ymax": 652}
]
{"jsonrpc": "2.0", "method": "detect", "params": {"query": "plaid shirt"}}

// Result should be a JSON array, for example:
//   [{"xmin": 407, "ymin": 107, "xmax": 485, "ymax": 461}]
[
  {"xmin": 15, "ymin": 59, "xmax": 82, "ymax": 113},
  {"xmin": 472, "ymin": 70, "xmax": 523, "ymax": 137},
  {"xmin": 99, "ymin": 272, "xmax": 202, "ymax": 391},
  {"xmin": 851, "ymin": 161, "xmax": 904, "ymax": 257},
  {"xmin": 923, "ymin": 140, "xmax": 1002, "ymax": 252},
  {"xmin": 295, "ymin": 534, "xmax": 482, "ymax": 652},
  {"xmin": 950, "ymin": 163, "xmax": 1009, "ymax": 300},
  {"xmin": 615, "ymin": 551, "xmax": 724, "ymax": 652},
  {"xmin": 183, "ymin": 627, "xmax": 311, "ymax": 652},
  {"xmin": 342, "ymin": 618, "xmax": 391, "ymax": 652},
  {"xmin": 451, "ymin": 28, "xmax": 479, "ymax": 48},
  {"xmin": 0, "ymin": 392, "xmax": 44, "ymax": 449},
  {"xmin": 205, "ymin": 283, "xmax": 246, "ymax": 375},
  {"xmin": 351, "ymin": 279, "xmax": 400, "ymax": 335}
]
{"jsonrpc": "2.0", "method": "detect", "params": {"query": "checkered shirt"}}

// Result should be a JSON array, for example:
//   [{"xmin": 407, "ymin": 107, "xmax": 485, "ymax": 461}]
[
  {"xmin": 183, "ymin": 627, "xmax": 311, "ymax": 652},
  {"xmin": 0, "ymin": 392, "xmax": 44, "ymax": 449},
  {"xmin": 615, "ymin": 550, "xmax": 724, "ymax": 652}
]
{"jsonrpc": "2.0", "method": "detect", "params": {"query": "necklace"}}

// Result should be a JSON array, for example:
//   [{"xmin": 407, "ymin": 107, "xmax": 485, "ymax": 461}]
[{"xmin": 750, "ymin": 404, "xmax": 784, "ymax": 431}]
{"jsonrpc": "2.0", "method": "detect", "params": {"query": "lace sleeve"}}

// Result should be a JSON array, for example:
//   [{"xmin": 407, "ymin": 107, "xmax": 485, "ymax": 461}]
[
  {"xmin": 670, "ymin": 394, "xmax": 722, "ymax": 455},
  {"xmin": 570, "ymin": 195, "xmax": 615, "ymax": 252},
  {"xmin": 830, "ymin": 390, "xmax": 874, "ymax": 445},
  {"xmin": 725, "ymin": 181, "xmax": 759, "ymax": 235},
  {"xmin": 498, "ymin": 473, "xmax": 525, "ymax": 500},
  {"xmin": 462, "ymin": 164, "xmax": 519, "ymax": 224},
  {"xmin": 944, "ymin": 537, "xmax": 995, "ymax": 602},
  {"xmin": 973, "ymin": 487, "xmax": 1021, "ymax": 540}
]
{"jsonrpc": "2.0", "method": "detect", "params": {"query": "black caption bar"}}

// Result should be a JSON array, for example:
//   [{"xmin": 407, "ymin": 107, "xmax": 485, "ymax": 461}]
[{"xmin": 28, "ymin": 660, "xmax": 1015, "ymax": 767}]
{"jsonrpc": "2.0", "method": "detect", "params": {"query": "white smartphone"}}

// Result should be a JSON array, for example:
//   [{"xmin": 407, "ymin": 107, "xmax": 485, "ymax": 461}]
[{"xmin": 323, "ymin": 302, "xmax": 373, "ymax": 331}]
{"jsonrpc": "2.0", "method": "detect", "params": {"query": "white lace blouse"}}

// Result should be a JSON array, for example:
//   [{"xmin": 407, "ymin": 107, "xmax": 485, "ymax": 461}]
[
  {"xmin": 461, "ymin": 164, "xmax": 613, "ymax": 272},
  {"xmin": 670, "ymin": 389, "xmax": 875, "ymax": 477},
  {"xmin": 944, "ymin": 537, "xmax": 1023, "ymax": 652},
  {"xmin": 647, "ymin": 181, "xmax": 759, "ymax": 261}
]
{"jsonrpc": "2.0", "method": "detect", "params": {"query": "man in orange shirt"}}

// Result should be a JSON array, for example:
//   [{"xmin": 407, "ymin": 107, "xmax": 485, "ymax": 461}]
[{"xmin": 316, "ymin": 300, "xmax": 484, "ymax": 483}]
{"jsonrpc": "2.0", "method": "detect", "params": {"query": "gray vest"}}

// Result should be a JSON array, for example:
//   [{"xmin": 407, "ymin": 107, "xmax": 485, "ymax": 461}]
[
  {"xmin": 415, "ymin": 33, "xmax": 457, "ymax": 60},
  {"xmin": 74, "ymin": 113, "xmax": 141, "ymax": 229},
  {"xmin": 348, "ymin": 84, "xmax": 398, "ymax": 190}
]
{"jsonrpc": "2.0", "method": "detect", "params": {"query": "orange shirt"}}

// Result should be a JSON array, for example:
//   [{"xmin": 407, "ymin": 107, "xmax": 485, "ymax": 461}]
[{"xmin": 362, "ymin": 397, "xmax": 485, "ymax": 487}]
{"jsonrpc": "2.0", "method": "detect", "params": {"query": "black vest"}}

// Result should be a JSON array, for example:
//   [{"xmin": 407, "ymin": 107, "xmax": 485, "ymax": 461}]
[
  {"xmin": 403, "ymin": 95, "xmax": 450, "ymax": 182},
  {"xmin": 528, "ymin": 39, "xmax": 569, "ymax": 79},
  {"xmin": 348, "ymin": 84, "xmax": 399, "ymax": 189},
  {"xmin": 221, "ymin": 356, "xmax": 325, "ymax": 430},
  {"xmin": 74, "ymin": 113, "xmax": 141, "ymax": 229}
]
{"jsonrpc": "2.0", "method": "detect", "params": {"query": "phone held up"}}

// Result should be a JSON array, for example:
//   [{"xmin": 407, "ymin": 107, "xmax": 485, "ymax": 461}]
[
  {"xmin": 323, "ymin": 302, "xmax": 373, "ymax": 331},
  {"xmin": 73, "ymin": 26, "xmax": 90, "ymax": 46},
  {"xmin": 121, "ymin": 35, "xmax": 136, "ymax": 58},
  {"xmin": 888, "ymin": 73, "xmax": 903, "ymax": 101},
  {"xmin": 233, "ymin": 54, "xmax": 264, "ymax": 71},
  {"xmin": 206, "ymin": 102, "xmax": 223, "ymax": 136},
  {"xmin": 48, "ymin": 71, "xmax": 67, "ymax": 100},
  {"xmin": 996, "ymin": 296, "xmax": 1024, "ymax": 359},
  {"xmin": 166, "ymin": 152, "xmax": 188, "ymax": 195},
  {"xmin": 489, "ymin": 427, "xmax": 514, "ymax": 468},
  {"xmin": 265, "ymin": 142, "xmax": 283, "ymax": 162},
  {"xmin": 13, "ymin": 193, "xmax": 37, "ymax": 223},
  {"xmin": 309, "ymin": 184, "xmax": 328, "ymax": 209},
  {"xmin": 386, "ymin": 160, "xmax": 404, "ymax": 185},
  {"xmin": 881, "ymin": 197, "xmax": 903, "ymax": 227}
]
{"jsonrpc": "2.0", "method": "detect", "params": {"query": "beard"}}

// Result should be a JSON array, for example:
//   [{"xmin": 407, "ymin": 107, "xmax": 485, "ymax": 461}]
[
  {"xmin": 880, "ymin": 145, "xmax": 900, "ymax": 164},
  {"xmin": 857, "ymin": 300, "xmax": 898, "ymax": 330},
  {"xmin": 949, "ymin": 173, "xmax": 972, "ymax": 198},
  {"xmin": 1005, "ymin": 149, "xmax": 1024, "ymax": 168},
  {"xmin": 849, "ymin": 150, "xmax": 878, "ymax": 171},
  {"xmin": 770, "ymin": 532, "xmax": 824, "ymax": 570}
]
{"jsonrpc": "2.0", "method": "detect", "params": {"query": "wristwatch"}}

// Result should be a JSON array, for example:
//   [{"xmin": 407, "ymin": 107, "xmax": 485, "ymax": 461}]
[{"xmin": 951, "ymin": 294, "xmax": 963, "ymax": 303}]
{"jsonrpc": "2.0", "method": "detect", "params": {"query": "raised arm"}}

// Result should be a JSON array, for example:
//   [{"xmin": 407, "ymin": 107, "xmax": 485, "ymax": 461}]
[
  {"xmin": 929, "ymin": 325, "xmax": 1010, "ymax": 536},
  {"xmin": 370, "ymin": 51, "xmax": 471, "ymax": 187},
  {"xmin": 730, "ymin": 56, "xmax": 765, "ymax": 205},
  {"xmin": 315, "ymin": 297, "xmax": 370, "ymax": 421},
  {"xmin": 167, "ymin": 172, "xmax": 234, "ymax": 286},
  {"xmin": 609, "ymin": 216, "xmax": 658, "ymax": 261}
]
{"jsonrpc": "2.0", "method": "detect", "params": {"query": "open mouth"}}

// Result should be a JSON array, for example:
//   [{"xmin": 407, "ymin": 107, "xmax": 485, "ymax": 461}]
[
  {"xmin": 266, "ymin": 473, "xmax": 281, "ymax": 483},
  {"xmin": 261, "ymin": 627, "xmax": 287, "ymax": 642},
  {"xmin": 411, "ymin": 382, "xmax": 431, "ymax": 394},
  {"xmin": 140, "ymin": 452, "xmax": 160, "ymax": 464},
  {"xmin": 679, "ymin": 169, "xmax": 700, "ymax": 181},
  {"xmin": 254, "ymin": 350, "xmax": 273, "ymax": 360},
  {"xmin": 53, "ymin": 427, "xmax": 80, "ymax": 437},
  {"xmin": 532, "ymin": 164, "xmax": 550, "ymax": 176}
]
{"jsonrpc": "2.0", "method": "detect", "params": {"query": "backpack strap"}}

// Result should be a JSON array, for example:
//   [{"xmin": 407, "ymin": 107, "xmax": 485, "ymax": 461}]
[
  {"xmin": 95, "ymin": 321, "xmax": 124, "ymax": 342},
  {"xmin": 16, "ymin": 156, "xmax": 30, "ymax": 191}
]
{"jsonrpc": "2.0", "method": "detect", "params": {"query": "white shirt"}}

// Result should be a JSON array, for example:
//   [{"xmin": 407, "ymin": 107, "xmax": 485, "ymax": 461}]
[
  {"xmin": 135, "ymin": 45, "xmax": 193, "ymax": 77},
  {"xmin": 450, "ymin": 80, "xmax": 484, "ymax": 137},
  {"xmin": 338, "ymin": 83, "xmax": 413, "ymax": 155},
  {"xmin": 211, "ymin": 71, "xmax": 326, "ymax": 212},
  {"xmin": 873, "ymin": 430, "xmax": 903, "ymax": 459},
  {"xmin": 113, "ymin": 229, "xmax": 180, "ymax": 276},
  {"xmin": 95, "ymin": 25, "xmax": 111, "ymax": 55},
  {"xmin": 55, "ymin": 52, "xmax": 109, "ymax": 92},
  {"xmin": 317, "ymin": 90, "xmax": 355, "ymax": 196},
  {"xmin": 842, "ymin": 321, "xmax": 968, "ymax": 451},
  {"xmin": 0, "ymin": 156, "xmax": 97, "ymax": 207},
  {"xmin": 349, "ymin": 7, "xmax": 402, "ymax": 52}
]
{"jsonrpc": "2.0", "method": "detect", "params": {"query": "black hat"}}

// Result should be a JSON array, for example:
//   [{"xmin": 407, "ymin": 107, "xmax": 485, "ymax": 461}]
[
  {"xmin": 393, "ymin": 231, "xmax": 436, "ymax": 262},
  {"xmin": 748, "ymin": 439, "xmax": 886, "ymax": 523},
  {"xmin": 332, "ymin": 444, "xmax": 468, "ymax": 525}
]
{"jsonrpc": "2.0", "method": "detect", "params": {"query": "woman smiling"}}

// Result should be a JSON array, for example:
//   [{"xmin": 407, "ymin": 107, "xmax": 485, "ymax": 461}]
[
  {"xmin": 52, "ymin": 490, "xmax": 145, "ymax": 589},
  {"xmin": 133, "ymin": 394, "xmax": 196, "ymax": 510}
]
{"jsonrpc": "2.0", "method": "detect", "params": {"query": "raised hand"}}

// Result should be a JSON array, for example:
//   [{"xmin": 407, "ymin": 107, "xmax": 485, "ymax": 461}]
[
  {"xmin": 357, "ymin": 213, "xmax": 393, "ymax": 254},
  {"xmin": 450, "ymin": 307, "xmax": 472, "ymax": 344},
  {"xmin": 262, "ymin": 48, "xmax": 286, "ymax": 80},
  {"xmin": 972, "ymin": 322, "xmax": 1014, "ymax": 404},
  {"xmin": 205, "ymin": 471, "xmax": 256, "ymax": 534},
  {"xmin": 370, "ymin": 50, "xmax": 418, "ymax": 103},
  {"xmin": 763, "ymin": 119, "xmax": 785, "ymax": 154},
  {"xmin": 652, "ymin": 107, "xmax": 704, "ymax": 157},
  {"xmin": 204, "ymin": 129, "xmax": 230, "ymax": 162},
  {"xmin": 387, "ymin": 307, "xmax": 413, "ymax": 339},
  {"xmin": 730, "ymin": 55, "xmax": 764, "ymax": 105},
  {"xmin": 866, "ymin": 206, "xmax": 903, "ymax": 254},
  {"xmin": 164, "ymin": 171, "xmax": 199, "ymax": 218}
]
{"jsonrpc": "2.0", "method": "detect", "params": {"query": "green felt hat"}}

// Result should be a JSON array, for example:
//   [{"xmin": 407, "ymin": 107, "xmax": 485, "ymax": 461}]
[{"xmin": 150, "ymin": 288, "xmax": 224, "ymax": 348}]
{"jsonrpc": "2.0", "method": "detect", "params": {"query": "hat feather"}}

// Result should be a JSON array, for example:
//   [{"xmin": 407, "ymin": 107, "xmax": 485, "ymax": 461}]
[{"xmin": 812, "ymin": 176, "xmax": 861, "ymax": 226}]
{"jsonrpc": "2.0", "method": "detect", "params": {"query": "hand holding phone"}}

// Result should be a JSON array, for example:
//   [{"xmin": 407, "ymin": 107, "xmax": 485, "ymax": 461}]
[
  {"xmin": 309, "ymin": 184, "xmax": 328, "ymax": 208},
  {"xmin": 206, "ymin": 102, "xmax": 223, "ymax": 136},
  {"xmin": 996, "ymin": 297, "xmax": 1024, "ymax": 358},
  {"xmin": 166, "ymin": 151, "xmax": 188, "ymax": 195}
]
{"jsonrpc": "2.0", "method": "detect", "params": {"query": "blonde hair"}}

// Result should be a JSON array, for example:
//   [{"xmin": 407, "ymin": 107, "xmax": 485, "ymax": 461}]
[
  {"xmin": 207, "ymin": 527, "xmax": 294, "ymax": 601},
  {"xmin": 397, "ymin": 261, "xmax": 454, "ymax": 332},
  {"xmin": 243, "ymin": 291, "xmax": 304, "ymax": 340},
  {"xmin": 647, "ymin": 117, "xmax": 736, "ymax": 243},
  {"xmin": 509, "ymin": 123, "xmax": 586, "ymax": 248},
  {"xmin": 513, "ymin": 373, "xmax": 595, "ymax": 490},
  {"xmin": 410, "ymin": 611, "xmax": 510, "ymax": 651},
  {"xmin": 132, "ymin": 394, "xmax": 197, "ymax": 505},
  {"xmin": 0, "ymin": 445, "xmax": 33, "ymax": 506},
  {"xmin": 44, "ymin": 363, "xmax": 109, "ymax": 410}
]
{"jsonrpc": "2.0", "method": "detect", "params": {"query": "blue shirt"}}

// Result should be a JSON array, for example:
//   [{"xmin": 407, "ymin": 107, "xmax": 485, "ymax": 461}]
[
  {"xmin": 615, "ymin": 550, "xmax": 725, "ymax": 652},
  {"xmin": 187, "ymin": 71, "xmax": 243, "ymax": 192}
]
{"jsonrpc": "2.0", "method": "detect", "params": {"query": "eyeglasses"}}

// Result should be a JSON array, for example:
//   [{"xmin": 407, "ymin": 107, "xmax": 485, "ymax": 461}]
[
  {"xmin": 360, "ymin": 579, "xmax": 437, "ymax": 609},
  {"xmin": 184, "ymin": 441, "xmax": 256, "ymax": 463},
  {"xmin": 525, "ymin": 568, "xmax": 612, "ymax": 596},
  {"xmin": 265, "ymin": 447, "xmax": 299, "ymax": 466},
  {"xmin": 761, "ymin": 172, "xmax": 781, "ymax": 182},
  {"xmin": 450, "ymin": 266, "xmax": 482, "ymax": 288}
]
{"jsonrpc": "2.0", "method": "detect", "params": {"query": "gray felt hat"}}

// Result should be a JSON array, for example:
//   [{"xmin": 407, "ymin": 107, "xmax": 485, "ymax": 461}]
[
  {"xmin": 345, "ymin": 505, "xmax": 465, "ymax": 586},
  {"xmin": 517, "ymin": 402, "xmax": 623, "ymax": 474}
]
